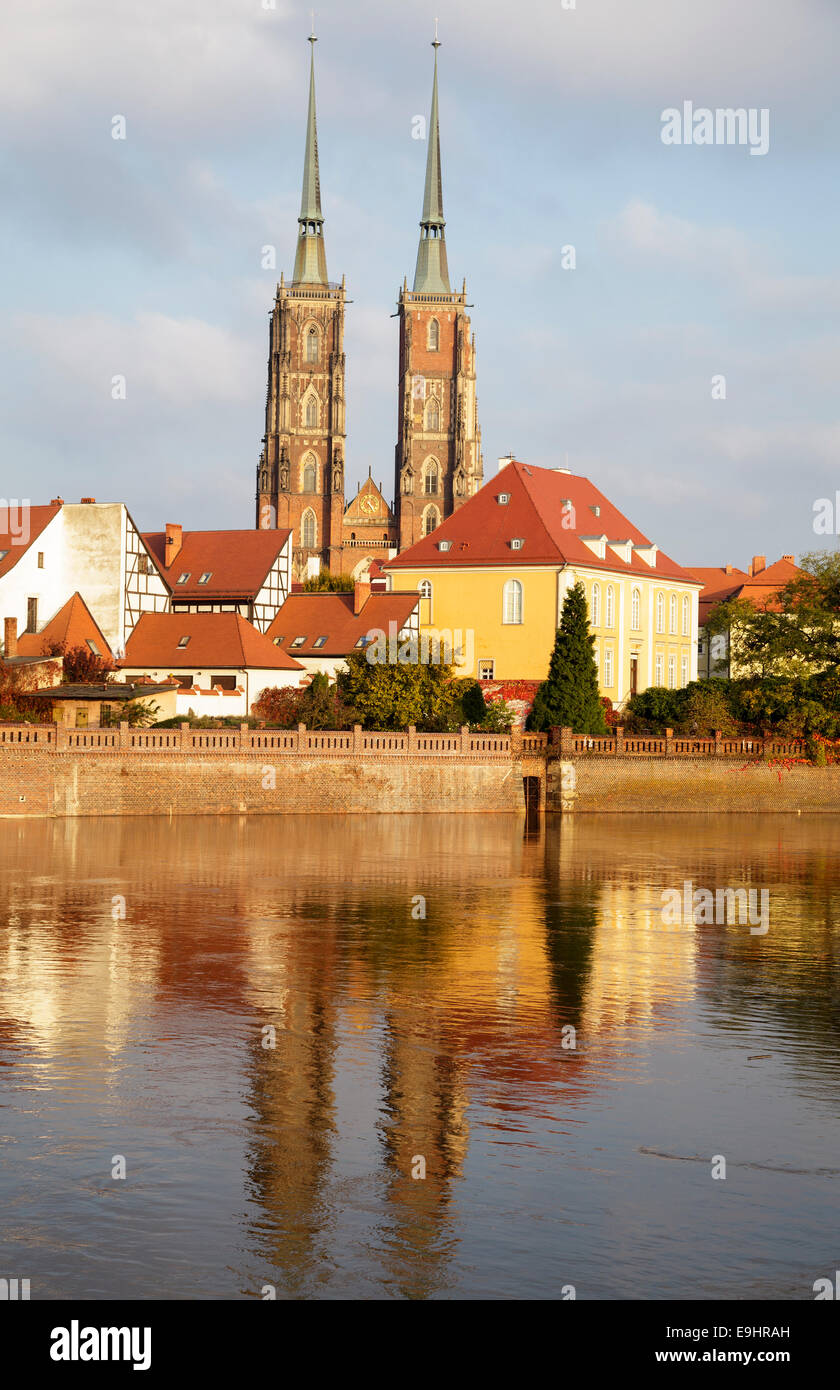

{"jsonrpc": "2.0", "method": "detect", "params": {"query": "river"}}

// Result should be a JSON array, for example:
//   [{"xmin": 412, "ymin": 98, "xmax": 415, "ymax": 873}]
[{"xmin": 1, "ymin": 813, "xmax": 838, "ymax": 1299}]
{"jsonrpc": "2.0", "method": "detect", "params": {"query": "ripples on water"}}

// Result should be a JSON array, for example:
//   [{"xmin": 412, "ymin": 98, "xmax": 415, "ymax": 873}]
[{"xmin": 1, "ymin": 814, "xmax": 839, "ymax": 1299}]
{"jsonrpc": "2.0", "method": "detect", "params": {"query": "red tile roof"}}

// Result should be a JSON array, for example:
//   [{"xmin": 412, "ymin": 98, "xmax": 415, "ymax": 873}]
[
  {"xmin": 0, "ymin": 503, "xmax": 62, "ymax": 579},
  {"xmin": 385, "ymin": 460, "xmax": 699, "ymax": 583},
  {"xmin": 689, "ymin": 558, "xmax": 801, "ymax": 624},
  {"xmin": 142, "ymin": 529, "xmax": 291, "ymax": 599},
  {"xmin": 119, "ymin": 613, "xmax": 304, "ymax": 670},
  {"xmin": 17, "ymin": 592, "xmax": 114, "ymax": 662},
  {"xmin": 266, "ymin": 591, "xmax": 420, "ymax": 657}
]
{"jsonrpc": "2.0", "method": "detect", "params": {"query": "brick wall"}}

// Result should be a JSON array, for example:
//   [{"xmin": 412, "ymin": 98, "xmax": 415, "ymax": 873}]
[
  {"xmin": 563, "ymin": 757, "xmax": 840, "ymax": 813},
  {"xmin": 0, "ymin": 747, "xmax": 528, "ymax": 818}
]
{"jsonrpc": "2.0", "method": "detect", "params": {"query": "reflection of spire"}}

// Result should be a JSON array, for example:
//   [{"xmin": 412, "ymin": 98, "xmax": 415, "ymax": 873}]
[
  {"xmin": 377, "ymin": 1005, "xmax": 468, "ymax": 1298},
  {"xmin": 413, "ymin": 31, "xmax": 451, "ymax": 293},
  {"xmin": 292, "ymin": 32, "xmax": 328, "ymax": 286}
]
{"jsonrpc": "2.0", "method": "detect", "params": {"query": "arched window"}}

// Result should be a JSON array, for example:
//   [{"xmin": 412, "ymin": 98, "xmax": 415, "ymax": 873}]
[
  {"xmin": 669, "ymin": 593, "xmax": 677, "ymax": 634},
  {"xmin": 259, "ymin": 468, "xmax": 268, "ymax": 492},
  {"xmin": 503, "ymin": 578, "xmax": 523, "ymax": 625},
  {"xmin": 304, "ymin": 396, "xmax": 318, "ymax": 428},
  {"xmin": 656, "ymin": 591, "xmax": 665, "ymax": 633},
  {"xmin": 418, "ymin": 578, "xmax": 433, "ymax": 623},
  {"xmin": 305, "ymin": 325, "xmax": 318, "ymax": 363},
  {"xmin": 631, "ymin": 587, "xmax": 641, "ymax": 630},
  {"xmin": 423, "ymin": 458, "xmax": 439, "ymax": 494},
  {"xmin": 591, "ymin": 583, "xmax": 601, "ymax": 627},
  {"xmin": 423, "ymin": 506, "xmax": 439, "ymax": 536},
  {"xmin": 302, "ymin": 456, "xmax": 316, "ymax": 493},
  {"xmin": 428, "ymin": 318, "xmax": 440, "ymax": 351},
  {"xmin": 425, "ymin": 397, "xmax": 440, "ymax": 431},
  {"xmin": 301, "ymin": 508, "xmax": 317, "ymax": 549},
  {"xmin": 606, "ymin": 585, "xmax": 615, "ymax": 629},
  {"xmin": 682, "ymin": 594, "xmax": 690, "ymax": 636}
]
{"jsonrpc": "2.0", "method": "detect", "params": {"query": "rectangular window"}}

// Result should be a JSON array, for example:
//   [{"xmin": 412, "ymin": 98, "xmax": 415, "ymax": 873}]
[
  {"xmin": 681, "ymin": 656, "xmax": 689, "ymax": 686},
  {"xmin": 273, "ymin": 636, "xmax": 284, "ymax": 645},
  {"xmin": 655, "ymin": 654, "xmax": 664, "ymax": 685},
  {"xmin": 313, "ymin": 636, "xmax": 328, "ymax": 648},
  {"xmin": 176, "ymin": 573, "xmax": 190, "ymax": 585},
  {"xmin": 177, "ymin": 635, "xmax": 190, "ymax": 649},
  {"xmin": 26, "ymin": 597, "xmax": 37, "ymax": 632},
  {"xmin": 37, "ymin": 552, "xmax": 44, "ymax": 569},
  {"xmin": 668, "ymin": 656, "xmax": 676, "ymax": 689},
  {"xmin": 198, "ymin": 573, "xmax": 212, "ymax": 584},
  {"xmin": 291, "ymin": 636, "xmax": 307, "ymax": 648},
  {"xmin": 604, "ymin": 649, "xmax": 614, "ymax": 687},
  {"xmin": 478, "ymin": 660, "xmax": 495, "ymax": 680},
  {"xmin": 174, "ymin": 675, "xmax": 194, "ymax": 689},
  {"xmin": 211, "ymin": 674, "xmax": 236, "ymax": 690},
  {"xmin": 86, "ymin": 639, "xmax": 101, "ymax": 655}
]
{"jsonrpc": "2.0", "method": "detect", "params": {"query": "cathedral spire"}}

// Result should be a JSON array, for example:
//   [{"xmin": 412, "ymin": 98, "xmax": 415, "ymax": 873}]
[
  {"xmin": 413, "ymin": 29, "xmax": 451, "ymax": 294},
  {"xmin": 292, "ymin": 30, "xmax": 328, "ymax": 286}
]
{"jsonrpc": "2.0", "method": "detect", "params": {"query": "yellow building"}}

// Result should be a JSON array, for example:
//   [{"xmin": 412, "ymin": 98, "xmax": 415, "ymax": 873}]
[{"xmin": 384, "ymin": 458, "xmax": 702, "ymax": 706}]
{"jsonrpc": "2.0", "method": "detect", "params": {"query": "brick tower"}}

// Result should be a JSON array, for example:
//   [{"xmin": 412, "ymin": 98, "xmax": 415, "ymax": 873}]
[
  {"xmin": 394, "ymin": 35, "xmax": 483, "ymax": 552},
  {"xmin": 256, "ymin": 32, "xmax": 346, "ymax": 578}
]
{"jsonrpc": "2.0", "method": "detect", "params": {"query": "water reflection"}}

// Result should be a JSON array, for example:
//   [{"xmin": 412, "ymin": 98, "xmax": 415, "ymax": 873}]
[{"xmin": 1, "ymin": 814, "xmax": 839, "ymax": 1299}]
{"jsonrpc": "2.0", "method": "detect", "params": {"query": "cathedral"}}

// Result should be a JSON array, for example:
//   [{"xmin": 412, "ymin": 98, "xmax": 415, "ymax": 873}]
[{"xmin": 255, "ymin": 33, "xmax": 483, "ymax": 579}]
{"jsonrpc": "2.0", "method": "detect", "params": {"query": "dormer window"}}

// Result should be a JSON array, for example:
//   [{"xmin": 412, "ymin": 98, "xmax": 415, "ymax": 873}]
[
  {"xmin": 198, "ymin": 572, "xmax": 212, "ymax": 584},
  {"xmin": 437, "ymin": 539, "xmax": 452, "ymax": 552},
  {"xmin": 496, "ymin": 493, "xmax": 511, "ymax": 505},
  {"xmin": 590, "ymin": 504, "xmax": 601, "ymax": 517},
  {"xmin": 354, "ymin": 635, "xmax": 370, "ymax": 648},
  {"xmin": 177, "ymin": 636, "xmax": 190, "ymax": 649},
  {"xmin": 510, "ymin": 538, "xmax": 525, "ymax": 550},
  {"xmin": 273, "ymin": 636, "xmax": 284, "ymax": 645},
  {"xmin": 313, "ymin": 636, "xmax": 328, "ymax": 648},
  {"xmin": 86, "ymin": 639, "xmax": 101, "ymax": 655},
  {"xmin": 176, "ymin": 572, "xmax": 190, "ymax": 584},
  {"xmin": 291, "ymin": 636, "xmax": 307, "ymax": 648}
]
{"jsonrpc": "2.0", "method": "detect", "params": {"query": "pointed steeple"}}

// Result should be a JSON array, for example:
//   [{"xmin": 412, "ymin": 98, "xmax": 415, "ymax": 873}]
[
  {"xmin": 292, "ymin": 31, "xmax": 328, "ymax": 286},
  {"xmin": 413, "ymin": 30, "xmax": 451, "ymax": 294}
]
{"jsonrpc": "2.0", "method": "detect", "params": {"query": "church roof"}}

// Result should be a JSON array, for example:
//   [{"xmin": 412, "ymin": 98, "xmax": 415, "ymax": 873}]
[
  {"xmin": 16, "ymin": 592, "xmax": 114, "ymax": 662},
  {"xmin": 143, "ymin": 529, "xmax": 291, "ymax": 600},
  {"xmin": 413, "ymin": 39, "xmax": 451, "ymax": 295},
  {"xmin": 120, "ymin": 612, "xmax": 305, "ymax": 671},
  {"xmin": 386, "ymin": 459, "xmax": 699, "ymax": 583}
]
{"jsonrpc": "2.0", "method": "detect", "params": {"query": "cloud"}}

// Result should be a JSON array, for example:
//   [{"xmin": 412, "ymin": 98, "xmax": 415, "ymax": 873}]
[{"xmin": 15, "ymin": 311, "xmax": 258, "ymax": 406}]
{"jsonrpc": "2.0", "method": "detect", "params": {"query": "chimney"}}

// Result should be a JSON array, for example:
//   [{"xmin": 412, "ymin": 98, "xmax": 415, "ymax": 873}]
[
  {"xmin": 498, "ymin": 454, "xmax": 515, "ymax": 472},
  {"xmin": 750, "ymin": 555, "xmax": 766, "ymax": 577},
  {"xmin": 781, "ymin": 554, "xmax": 795, "ymax": 564},
  {"xmin": 80, "ymin": 497, "xmax": 96, "ymax": 504},
  {"xmin": 165, "ymin": 523, "xmax": 183, "ymax": 567},
  {"xmin": 725, "ymin": 564, "xmax": 733, "ymax": 575},
  {"xmin": 353, "ymin": 580, "xmax": 371, "ymax": 615},
  {"xmin": 50, "ymin": 497, "xmax": 64, "ymax": 505},
  {"xmin": 4, "ymin": 617, "xmax": 18, "ymax": 659}
]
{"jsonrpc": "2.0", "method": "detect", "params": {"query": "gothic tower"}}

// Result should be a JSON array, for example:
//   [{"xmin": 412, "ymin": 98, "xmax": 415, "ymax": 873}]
[
  {"xmin": 394, "ymin": 36, "xmax": 483, "ymax": 551},
  {"xmin": 256, "ymin": 33, "xmax": 346, "ymax": 578}
]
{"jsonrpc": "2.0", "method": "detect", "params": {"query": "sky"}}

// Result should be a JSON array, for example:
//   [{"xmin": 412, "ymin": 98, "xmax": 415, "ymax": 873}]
[{"xmin": 1, "ymin": 0, "xmax": 837, "ymax": 569}]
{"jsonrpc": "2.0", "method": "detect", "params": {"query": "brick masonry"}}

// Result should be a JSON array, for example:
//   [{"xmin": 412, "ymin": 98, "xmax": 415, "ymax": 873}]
[
  {"xmin": 563, "ymin": 757, "xmax": 840, "ymax": 814},
  {"xmin": 0, "ymin": 748, "xmax": 529, "ymax": 818}
]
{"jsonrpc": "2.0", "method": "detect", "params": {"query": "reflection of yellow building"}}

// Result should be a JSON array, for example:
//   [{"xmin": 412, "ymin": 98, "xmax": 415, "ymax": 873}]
[{"xmin": 385, "ymin": 458, "xmax": 701, "ymax": 704}]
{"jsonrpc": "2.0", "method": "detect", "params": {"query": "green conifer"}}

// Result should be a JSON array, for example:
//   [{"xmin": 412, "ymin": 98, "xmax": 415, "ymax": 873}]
[{"xmin": 528, "ymin": 581, "xmax": 606, "ymax": 734}]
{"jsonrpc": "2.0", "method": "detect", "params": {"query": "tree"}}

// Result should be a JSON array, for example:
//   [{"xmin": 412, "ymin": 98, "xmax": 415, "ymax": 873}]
[
  {"xmin": 302, "ymin": 569, "xmax": 354, "ymax": 593},
  {"xmin": 43, "ymin": 641, "xmax": 116, "ymax": 684},
  {"xmin": 454, "ymin": 677, "xmax": 486, "ymax": 726},
  {"xmin": 337, "ymin": 645, "xmax": 460, "ymax": 730},
  {"xmin": 251, "ymin": 674, "xmax": 355, "ymax": 729},
  {"xmin": 527, "ymin": 582, "xmax": 606, "ymax": 734}
]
